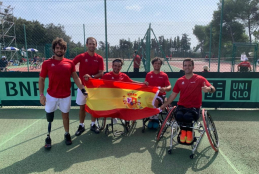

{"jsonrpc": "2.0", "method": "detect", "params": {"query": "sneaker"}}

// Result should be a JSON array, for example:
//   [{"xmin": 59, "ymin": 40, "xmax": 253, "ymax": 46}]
[
  {"xmin": 147, "ymin": 120, "xmax": 153, "ymax": 129},
  {"xmin": 153, "ymin": 119, "xmax": 159, "ymax": 129},
  {"xmin": 90, "ymin": 124, "xmax": 100, "ymax": 134},
  {"xmin": 44, "ymin": 135, "xmax": 51, "ymax": 149},
  {"xmin": 186, "ymin": 131, "xmax": 193, "ymax": 144},
  {"xmin": 75, "ymin": 125, "xmax": 85, "ymax": 136},
  {"xmin": 64, "ymin": 133, "xmax": 72, "ymax": 145},
  {"xmin": 113, "ymin": 118, "xmax": 118, "ymax": 124},
  {"xmin": 180, "ymin": 130, "xmax": 187, "ymax": 143}
]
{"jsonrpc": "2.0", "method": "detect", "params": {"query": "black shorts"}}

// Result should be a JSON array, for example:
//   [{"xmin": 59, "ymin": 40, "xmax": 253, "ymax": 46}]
[
  {"xmin": 175, "ymin": 105, "xmax": 200, "ymax": 126},
  {"xmin": 134, "ymin": 68, "xmax": 139, "ymax": 72}
]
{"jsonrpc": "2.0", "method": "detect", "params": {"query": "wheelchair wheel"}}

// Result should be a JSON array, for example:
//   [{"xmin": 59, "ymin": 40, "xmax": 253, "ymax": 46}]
[
  {"xmin": 202, "ymin": 109, "xmax": 219, "ymax": 152},
  {"xmin": 97, "ymin": 117, "xmax": 106, "ymax": 131},
  {"xmin": 156, "ymin": 106, "xmax": 176, "ymax": 141}
]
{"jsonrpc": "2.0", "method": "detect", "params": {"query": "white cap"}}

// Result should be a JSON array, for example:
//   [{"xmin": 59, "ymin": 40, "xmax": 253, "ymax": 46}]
[
  {"xmin": 203, "ymin": 65, "xmax": 209, "ymax": 71},
  {"xmin": 244, "ymin": 57, "xmax": 248, "ymax": 61},
  {"xmin": 2, "ymin": 56, "xmax": 6, "ymax": 59}
]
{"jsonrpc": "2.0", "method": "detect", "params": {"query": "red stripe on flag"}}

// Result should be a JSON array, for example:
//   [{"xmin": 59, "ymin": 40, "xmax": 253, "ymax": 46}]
[
  {"xmin": 85, "ymin": 105, "xmax": 160, "ymax": 120},
  {"xmin": 84, "ymin": 79, "xmax": 158, "ymax": 93}
]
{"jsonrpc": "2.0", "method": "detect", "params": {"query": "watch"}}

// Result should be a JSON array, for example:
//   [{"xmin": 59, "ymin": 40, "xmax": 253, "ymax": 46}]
[{"xmin": 91, "ymin": 75, "xmax": 95, "ymax": 78}]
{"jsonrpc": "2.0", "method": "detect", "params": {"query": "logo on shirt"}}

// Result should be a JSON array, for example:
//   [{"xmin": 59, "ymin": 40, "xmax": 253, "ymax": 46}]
[
  {"xmin": 182, "ymin": 81, "xmax": 184, "ymax": 85},
  {"xmin": 159, "ymin": 76, "xmax": 163, "ymax": 79},
  {"xmin": 150, "ymin": 75, "xmax": 153, "ymax": 78},
  {"xmin": 190, "ymin": 81, "xmax": 196, "ymax": 83},
  {"xmin": 51, "ymin": 63, "xmax": 55, "ymax": 67},
  {"xmin": 112, "ymin": 77, "xmax": 114, "ymax": 80},
  {"xmin": 85, "ymin": 59, "xmax": 88, "ymax": 62},
  {"xmin": 94, "ymin": 60, "xmax": 98, "ymax": 62}
]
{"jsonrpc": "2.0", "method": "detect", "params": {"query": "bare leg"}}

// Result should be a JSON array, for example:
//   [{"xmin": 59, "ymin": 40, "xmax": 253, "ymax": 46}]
[
  {"xmin": 79, "ymin": 105, "xmax": 86, "ymax": 123},
  {"xmin": 62, "ymin": 112, "xmax": 69, "ymax": 132},
  {"xmin": 91, "ymin": 116, "xmax": 97, "ymax": 122}
]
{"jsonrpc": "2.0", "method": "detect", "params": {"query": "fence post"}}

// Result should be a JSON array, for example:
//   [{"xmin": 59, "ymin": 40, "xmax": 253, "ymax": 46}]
[
  {"xmin": 104, "ymin": 0, "xmax": 108, "ymax": 72},
  {"xmin": 218, "ymin": 0, "xmax": 224, "ymax": 72},
  {"xmin": 23, "ymin": 24, "xmax": 29, "ymax": 72}
]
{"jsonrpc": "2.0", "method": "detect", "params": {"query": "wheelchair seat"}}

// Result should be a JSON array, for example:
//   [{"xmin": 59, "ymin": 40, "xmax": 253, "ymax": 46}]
[{"xmin": 157, "ymin": 106, "xmax": 219, "ymax": 159}]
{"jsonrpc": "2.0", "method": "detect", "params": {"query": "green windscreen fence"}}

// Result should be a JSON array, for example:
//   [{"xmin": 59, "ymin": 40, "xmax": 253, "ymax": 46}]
[{"xmin": 0, "ymin": 72, "xmax": 259, "ymax": 108}]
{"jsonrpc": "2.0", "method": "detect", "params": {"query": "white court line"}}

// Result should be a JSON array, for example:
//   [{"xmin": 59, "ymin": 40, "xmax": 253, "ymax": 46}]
[
  {"xmin": 0, "ymin": 116, "xmax": 44, "ymax": 148},
  {"xmin": 219, "ymin": 149, "xmax": 241, "ymax": 174}
]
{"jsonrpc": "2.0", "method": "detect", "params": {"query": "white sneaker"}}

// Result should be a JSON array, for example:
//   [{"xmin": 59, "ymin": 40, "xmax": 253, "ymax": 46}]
[{"xmin": 113, "ymin": 118, "xmax": 118, "ymax": 124}]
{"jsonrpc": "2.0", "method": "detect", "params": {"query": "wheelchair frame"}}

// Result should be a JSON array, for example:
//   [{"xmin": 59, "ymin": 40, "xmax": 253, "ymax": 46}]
[
  {"xmin": 158, "ymin": 106, "xmax": 219, "ymax": 159},
  {"xmin": 96, "ymin": 117, "xmax": 136, "ymax": 136},
  {"xmin": 142, "ymin": 105, "xmax": 170, "ymax": 133}
]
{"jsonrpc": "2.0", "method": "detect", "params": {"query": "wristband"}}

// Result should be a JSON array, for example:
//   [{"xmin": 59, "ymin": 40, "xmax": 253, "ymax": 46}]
[
  {"xmin": 81, "ymin": 88, "xmax": 88, "ymax": 96},
  {"xmin": 210, "ymin": 87, "xmax": 213, "ymax": 92},
  {"xmin": 40, "ymin": 93, "xmax": 44, "ymax": 97},
  {"xmin": 91, "ymin": 75, "xmax": 95, "ymax": 78}
]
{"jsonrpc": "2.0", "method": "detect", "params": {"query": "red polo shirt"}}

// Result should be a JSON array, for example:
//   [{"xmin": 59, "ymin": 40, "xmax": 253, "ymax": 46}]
[
  {"xmin": 133, "ymin": 55, "xmax": 141, "ymax": 68},
  {"xmin": 173, "ymin": 74, "xmax": 211, "ymax": 108},
  {"xmin": 73, "ymin": 52, "xmax": 104, "ymax": 82},
  {"xmin": 145, "ymin": 71, "xmax": 170, "ymax": 96},
  {"xmin": 40, "ymin": 58, "xmax": 75, "ymax": 98},
  {"xmin": 102, "ymin": 72, "xmax": 133, "ymax": 82}
]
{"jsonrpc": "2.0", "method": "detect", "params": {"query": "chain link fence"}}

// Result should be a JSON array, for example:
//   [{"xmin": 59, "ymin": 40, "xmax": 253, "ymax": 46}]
[{"xmin": 0, "ymin": 0, "xmax": 259, "ymax": 72}]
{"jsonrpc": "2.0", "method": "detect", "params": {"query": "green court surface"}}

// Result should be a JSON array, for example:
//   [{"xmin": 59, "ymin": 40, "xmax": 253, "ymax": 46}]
[{"xmin": 0, "ymin": 108, "xmax": 258, "ymax": 174}]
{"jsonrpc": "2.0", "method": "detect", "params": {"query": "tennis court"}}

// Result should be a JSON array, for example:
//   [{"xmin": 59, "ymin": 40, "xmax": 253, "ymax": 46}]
[
  {"xmin": 0, "ymin": 108, "xmax": 258, "ymax": 174},
  {"xmin": 6, "ymin": 58, "xmax": 259, "ymax": 73}
]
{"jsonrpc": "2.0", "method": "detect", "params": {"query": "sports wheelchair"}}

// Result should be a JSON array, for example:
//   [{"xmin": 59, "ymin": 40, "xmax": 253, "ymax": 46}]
[
  {"xmin": 96, "ymin": 117, "xmax": 136, "ymax": 136},
  {"xmin": 142, "ymin": 96, "xmax": 172, "ymax": 132},
  {"xmin": 157, "ymin": 106, "xmax": 219, "ymax": 159}
]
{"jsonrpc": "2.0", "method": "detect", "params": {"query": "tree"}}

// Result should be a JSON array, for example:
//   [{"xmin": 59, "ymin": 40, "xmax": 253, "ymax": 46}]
[{"xmin": 235, "ymin": 0, "xmax": 259, "ymax": 43}]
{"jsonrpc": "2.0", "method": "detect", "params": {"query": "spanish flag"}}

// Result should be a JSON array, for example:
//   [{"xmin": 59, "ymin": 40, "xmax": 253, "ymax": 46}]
[{"xmin": 85, "ymin": 79, "xmax": 160, "ymax": 120}]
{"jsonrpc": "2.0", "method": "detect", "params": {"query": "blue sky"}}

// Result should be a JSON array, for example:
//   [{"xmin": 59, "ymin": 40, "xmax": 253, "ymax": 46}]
[{"xmin": 4, "ymin": 0, "xmax": 219, "ymax": 47}]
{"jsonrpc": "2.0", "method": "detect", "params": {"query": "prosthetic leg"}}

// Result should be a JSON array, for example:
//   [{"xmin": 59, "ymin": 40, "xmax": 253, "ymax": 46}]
[{"xmin": 45, "ymin": 112, "xmax": 54, "ymax": 149}]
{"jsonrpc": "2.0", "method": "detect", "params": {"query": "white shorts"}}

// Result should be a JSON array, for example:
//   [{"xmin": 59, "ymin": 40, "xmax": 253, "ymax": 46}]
[
  {"xmin": 45, "ymin": 93, "xmax": 71, "ymax": 113},
  {"xmin": 76, "ymin": 88, "xmax": 86, "ymax": 105}
]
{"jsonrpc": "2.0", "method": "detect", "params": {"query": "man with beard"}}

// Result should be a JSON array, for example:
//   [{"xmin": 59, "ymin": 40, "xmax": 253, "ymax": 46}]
[
  {"xmin": 144, "ymin": 57, "xmax": 171, "ymax": 129},
  {"xmin": 102, "ymin": 58, "xmax": 142, "ymax": 124},
  {"xmin": 39, "ymin": 37, "xmax": 87, "ymax": 148},
  {"xmin": 160, "ymin": 58, "xmax": 215, "ymax": 144},
  {"xmin": 73, "ymin": 37, "xmax": 104, "ymax": 135}
]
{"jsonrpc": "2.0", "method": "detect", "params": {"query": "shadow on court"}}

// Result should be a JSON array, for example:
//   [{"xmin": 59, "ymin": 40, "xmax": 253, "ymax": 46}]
[{"xmin": 0, "ymin": 108, "xmax": 258, "ymax": 173}]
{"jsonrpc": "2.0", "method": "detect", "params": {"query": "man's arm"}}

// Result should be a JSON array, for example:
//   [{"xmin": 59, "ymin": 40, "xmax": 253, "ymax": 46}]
[
  {"xmin": 93, "ymin": 70, "xmax": 104, "ymax": 78},
  {"xmin": 83, "ymin": 70, "xmax": 104, "ymax": 81},
  {"xmin": 72, "ymin": 72, "xmax": 88, "ymax": 96},
  {"xmin": 201, "ymin": 82, "xmax": 216, "ymax": 93},
  {"xmin": 159, "ymin": 85, "xmax": 172, "ymax": 93},
  {"xmin": 160, "ymin": 92, "xmax": 178, "ymax": 110},
  {"xmin": 39, "ymin": 76, "xmax": 46, "ymax": 106}
]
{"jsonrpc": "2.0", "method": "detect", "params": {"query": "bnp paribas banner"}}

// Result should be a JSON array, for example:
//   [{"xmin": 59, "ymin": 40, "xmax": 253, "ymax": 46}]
[{"xmin": 1, "ymin": 72, "xmax": 259, "ymax": 108}]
